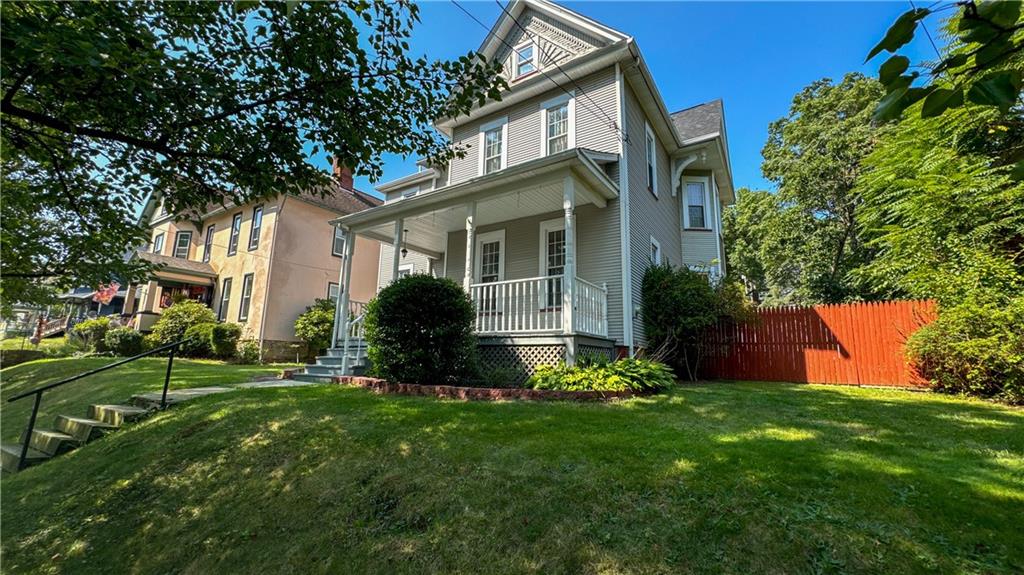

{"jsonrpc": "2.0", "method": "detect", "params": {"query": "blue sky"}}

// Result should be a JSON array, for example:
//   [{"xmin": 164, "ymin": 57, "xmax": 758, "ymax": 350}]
[{"xmin": 346, "ymin": 1, "xmax": 936, "ymax": 196}]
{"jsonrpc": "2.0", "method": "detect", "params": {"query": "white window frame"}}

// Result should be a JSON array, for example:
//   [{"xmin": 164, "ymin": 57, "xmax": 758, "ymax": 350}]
[
  {"xmin": 332, "ymin": 226, "xmax": 345, "ymax": 257},
  {"xmin": 650, "ymin": 236, "xmax": 662, "ymax": 265},
  {"xmin": 203, "ymin": 224, "xmax": 215, "ymax": 263},
  {"xmin": 540, "ymin": 93, "xmax": 575, "ymax": 157},
  {"xmin": 538, "ymin": 218, "xmax": 572, "ymax": 311},
  {"xmin": 474, "ymin": 229, "xmax": 505, "ymax": 283},
  {"xmin": 218, "ymin": 277, "xmax": 232, "ymax": 322},
  {"xmin": 478, "ymin": 117, "xmax": 508, "ymax": 176},
  {"xmin": 645, "ymin": 121, "xmax": 658, "ymax": 196},
  {"xmin": 151, "ymin": 232, "xmax": 165, "ymax": 254},
  {"xmin": 327, "ymin": 281, "xmax": 340, "ymax": 303},
  {"xmin": 238, "ymin": 273, "xmax": 254, "ymax": 321},
  {"xmin": 248, "ymin": 205, "xmax": 263, "ymax": 251},
  {"xmin": 682, "ymin": 176, "xmax": 712, "ymax": 230},
  {"xmin": 513, "ymin": 40, "xmax": 537, "ymax": 79},
  {"xmin": 397, "ymin": 263, "xmax": 415, "ymax": 280},
  {"xmin": 227, "ymin": 213, "xmax": 242, "ymax": 256},
  {"xmin": 173, "ymin": 231, "xmax": 192, "ymax": 259}
]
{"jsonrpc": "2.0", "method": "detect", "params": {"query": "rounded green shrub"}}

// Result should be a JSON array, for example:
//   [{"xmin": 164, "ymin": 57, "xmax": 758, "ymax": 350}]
[
  {"xmin": 151, "ymin": 300, "xmax": 216, "ymax": 345},
  {"xmin": 104, "ymin": 327, "xmax": 144, "ymax": 356},
  {"xmin": 365, "ymin": 275, "xmax": 477, "ymax": 385},
  {"xmin": 211, "ymin": 323, "xmax": 242, "ymax": 359},
  {"xmin": 236, "ymin": 339, "xmax": 261, "ymax": 364},
  {"xmin": 182, "ymin": 322, "xmax": 216, "ymax": 358},
  {"xmin": 294, "ymin": 299, "xmax": 335, "ymax": 355},
  {"xmin": 71, "ymin": 317, "xmax": 112, "ymax": 352}
]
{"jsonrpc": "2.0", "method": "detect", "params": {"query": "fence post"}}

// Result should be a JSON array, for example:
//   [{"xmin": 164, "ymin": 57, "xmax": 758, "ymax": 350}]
[{"xmin": 161, "ymin": 345, "xmax": 176, "ymax": 409}]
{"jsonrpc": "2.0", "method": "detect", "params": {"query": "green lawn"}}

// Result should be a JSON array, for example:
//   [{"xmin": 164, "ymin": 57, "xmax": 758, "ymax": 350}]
[
  {"xmin": 1, "ymin": 371, "xmax": 1022, "ymax": 574},
  {"xmin": 1, "ymin": 357, "xmax": 294, "ymax": 443},
  {"xmin": 0, "ymin": 336, "xmax": 67, "ymax": 351}
]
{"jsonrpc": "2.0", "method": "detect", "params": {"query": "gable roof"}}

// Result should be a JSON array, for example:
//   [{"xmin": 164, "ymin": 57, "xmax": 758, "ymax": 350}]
[
  {"xmin": 670, "ymin": 99, "xmax": 723, "ymax": 143},
  {"xmin": 294, "ymin": 184, "xmax": 382, "ymax": 215},
  {"xmin": 478, "ymin": 0, "xmax": 628, "ymax": 61}
]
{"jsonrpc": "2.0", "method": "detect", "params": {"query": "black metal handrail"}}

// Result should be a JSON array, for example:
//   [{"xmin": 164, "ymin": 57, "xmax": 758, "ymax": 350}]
[{"xmin": 7, "ymin": 339, "xmax": 185, "ymax": 471}]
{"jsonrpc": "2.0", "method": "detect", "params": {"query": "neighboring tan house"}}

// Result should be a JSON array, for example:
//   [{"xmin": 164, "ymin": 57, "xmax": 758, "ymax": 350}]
[
  {"xmin": 125, "ymin": 166, "xmax": 382, "ymax": 361},
  {"xmin": 320, "ymin": 0, "xmax": 733, "ymax": 378}
]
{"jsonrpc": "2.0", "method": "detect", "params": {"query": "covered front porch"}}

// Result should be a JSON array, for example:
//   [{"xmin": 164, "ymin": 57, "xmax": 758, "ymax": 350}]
[{"xmin": 331, "ymin": 149, "xmax": 621, "ymax": 367}]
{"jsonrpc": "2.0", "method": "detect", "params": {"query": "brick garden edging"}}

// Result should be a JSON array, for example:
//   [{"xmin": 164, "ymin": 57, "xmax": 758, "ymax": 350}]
[{"xmin": 334, "ymin": 375, "xmax": 639, "ymax": 401}]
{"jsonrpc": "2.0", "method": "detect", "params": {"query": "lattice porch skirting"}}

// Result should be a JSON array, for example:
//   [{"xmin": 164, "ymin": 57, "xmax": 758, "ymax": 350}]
[{"xmin": 477, "ymin": 335, "xmax": 616, "ymax": 385}]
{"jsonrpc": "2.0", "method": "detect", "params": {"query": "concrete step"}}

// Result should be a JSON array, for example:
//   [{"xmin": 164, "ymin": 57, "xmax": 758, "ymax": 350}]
[
  {"xmin": 1, "ymin": 443, "xmax": 50, "ymax": 473},
  {"xmin": 314, "ymin": 355, "xmax": 346, "ymax": 366},
  {"xmin": 130, "ymin": 386, "xmax": 234, "ymax": 409},
  {"xmin": 304, "ymin": 364, "xmax": 347, "ymax": 376},
  {"xmin": 88, "ymin": 404, "xmax": 149, "ymax": 427},
  {"xmin": 55, "ymin": 415, "xmax": 116, "ymax": 443},
  {"xmin": 29, "ymin": 429, "xmax": 79, "ymax": 456},
  {"xmin": 323, "ymin": 344, "xmax": 366, "ymax": 358},
  {"xmin": 291, "ymin": 373, "xmax": 334, "ymax": 384}
]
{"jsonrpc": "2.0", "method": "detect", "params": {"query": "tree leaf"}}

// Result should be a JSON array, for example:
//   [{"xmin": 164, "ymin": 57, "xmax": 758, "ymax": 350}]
[
  {"xmin": 921, "ymin": 88, "xmax": 964, "ymax": 118},
  {"xmin": 1011, "ymin": 160, "xmax": 1024, "ymax": 181},
  {"xmin": 866, "ymin": 8, "xmax": 930, "ymax": 62},
  {"xmin": 967, "ymin": 70, "xmax": 1023, "ymax": 111},
  {"xmin": 977, "ymin": 0, "xmax": 1021, "ymax": 28},
  {"xmin": 879, "ymin": 55, "xmax": 910, "ymax": 86}
]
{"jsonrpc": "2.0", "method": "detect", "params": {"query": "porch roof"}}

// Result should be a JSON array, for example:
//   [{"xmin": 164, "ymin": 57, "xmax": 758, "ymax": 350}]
[
  {"xmin": 333, "ymin": 147, "xmax": 616, "ymax": 240},
  {"xmin": 133, "ymin": 251, "xmax": 217, "ymax": 286}
]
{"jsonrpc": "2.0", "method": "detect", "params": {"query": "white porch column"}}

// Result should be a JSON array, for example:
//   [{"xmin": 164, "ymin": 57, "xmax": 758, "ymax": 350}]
[
  {"xmin": 121, "ymin": 284, "xmax": 137, "ymax": 315},
  {"xmin": 330, "ymin": 225, "xmax": 350, "ymax": 348},
  {"xmin": 463, "ymin": 202, "xmax": 477, "ymax": 292},
  {"xmin": 562, "ymin": 175, "xmax": 576, "ymax": 365},
  {"xmin": 338, "ymin": 228, "xmax": 357, "ymax": 374},
  {"xmin": 391, "ymin": 219, "xmax": 404, "ymax": 284}
]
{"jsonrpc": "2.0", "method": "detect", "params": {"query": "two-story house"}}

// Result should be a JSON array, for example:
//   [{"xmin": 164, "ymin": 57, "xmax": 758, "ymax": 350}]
[
  {"xmin": 326, "ymin": 0, "xmax": 733, "ymax": 376},
  {"xmin": 124, "ymin": 164, "xmax": 382, "ymax": 361}
]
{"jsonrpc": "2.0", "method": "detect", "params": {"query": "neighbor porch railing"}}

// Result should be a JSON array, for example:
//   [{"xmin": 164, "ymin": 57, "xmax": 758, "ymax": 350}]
[{"xmin": 468, "ymin": 275, "xmax": 607, "ymax": 337}]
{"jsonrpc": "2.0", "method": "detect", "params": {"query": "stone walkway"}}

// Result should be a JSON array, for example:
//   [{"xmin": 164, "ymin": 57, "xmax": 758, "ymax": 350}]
[{"xmin": 131, "ymin": 380, "xmax": 319, "ymax": 408}]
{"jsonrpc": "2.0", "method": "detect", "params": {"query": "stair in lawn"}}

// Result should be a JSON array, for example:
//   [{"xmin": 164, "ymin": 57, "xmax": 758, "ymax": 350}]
[{"xmin": 294, "ymin": 339, "xmax": 369, "ymax": 383}]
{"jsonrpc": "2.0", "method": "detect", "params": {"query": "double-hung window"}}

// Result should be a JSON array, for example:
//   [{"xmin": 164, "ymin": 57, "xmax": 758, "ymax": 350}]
[
  {"xmin": 151, "ymin": 233, "xmax": 165, "ymax": 254},
  {"xmin": 645, "ymin": 122, "xmax": 657, "ymax": 196},
  {"xmin": 238, "ymin": 273, "xmax": 254, "ymax": 321},
  {"xmin": 474, "ymin": 230, "xmax": 505, "ymax": 312},
  {"xmin": 541, "ymin": 93, "xmax": 573, "ymax": 156},
  {"xmin": 650, "ymin": 236, "xmax": 662, "ymax": 265},
  {"xmin": 248, "ymin": 206, "xmax": 263, "ymax": 250},
  {"xmin": 479, "ymin": 117, "xmax": 507, "ymax": 176},
  {"xmin": 539, "ymin": 219, "xmax": 566, "ymax": 310},
  {"xmin": 327, "ymin": 282, "xmax": 340, "ymax": 303},
  {"xmin": 203, "ymin": 225, "xmax": 215, "ymax": 263},
  {"xmin": 227, "ymin": 213, "xmax": 242, "ymax": 255},
  {"xmin": 684, "ymin": 178, "xmax": 709, "ymax": 229},
  {"xmin": 332, "ymin": 226, "xmax": 345, "ymax": 257},
  {"xmin": 514, "ymin": 42, "xmax": 536, "ymax": 78},
  {"xmin": 218, "ymin": 277, "xmax": 232, "ymax": 322},
  {"xmin": 173, "ymin": 231, "xmax": 192, "ymax": 259}
]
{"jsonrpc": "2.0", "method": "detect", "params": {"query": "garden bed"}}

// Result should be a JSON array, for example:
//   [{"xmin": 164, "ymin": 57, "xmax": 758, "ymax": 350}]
[{"xmin": 332, "ymin": 375, "xmax": 644, "ymax": 401}]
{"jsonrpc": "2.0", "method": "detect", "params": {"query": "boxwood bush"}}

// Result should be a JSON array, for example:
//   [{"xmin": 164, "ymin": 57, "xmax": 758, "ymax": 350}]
[
  {"xmin": 104, "ymin": 327, "xmax": 144, "ymax": 357},
  {"xmin": 211, "ymin": 323, "xmax": 242, "ymax": 359},
  {"xmin": 365, "ymin": 275, "xmax": 477, "ymax": 385},
  {"xmin": 71, "ymin": 317, "xmax": 111, "ymax": 352},
  {"xmin": 182, "ymin": 322, "xmax": 216, "ymax": 358},
  {"xmin": 528, "ymin": 358, "xmax": 676, "ymax": 393},
  {"xmin": 151, "ymin": 300, "xmax": 216, "ymax": 345}
]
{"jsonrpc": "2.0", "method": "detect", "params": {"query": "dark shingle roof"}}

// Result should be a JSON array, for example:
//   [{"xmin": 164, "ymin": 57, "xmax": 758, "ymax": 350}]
[
  {"xmin": 134, "ymin": 251, "xmax": 217, "ymax": 276},
  {"xmin": 670, "ymin": 99, "xmax": 723, "ymax": 142},
  {"xmin": 294, "ymin": 183, "xmax": 382, "ymax": 215}
]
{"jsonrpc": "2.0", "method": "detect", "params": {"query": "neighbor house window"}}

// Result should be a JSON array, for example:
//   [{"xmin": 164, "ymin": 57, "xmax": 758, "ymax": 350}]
[
  {"xmin": 327, "ymin": 282, "xmax": 339, "ymax": 303},
  {"xmin": 151, "ymin": 233, "xmax": 165, "ymax": 254},
  {"xmin": 542, "ymin": 94, "xmax": 573, "ymax": 156},
  {"xmin": 332, "ymin": 226, "xmax": 345, "ymax": 257},
  {"xmin": 685, "ymin": 180, "xmax": 708, "ymax": 229},
  {"xmin": 218, "ymin": 277, "xmax": 233, "ymax": 321},
  {"xmin": 203, "ymin": 225, "xmax": 215, "ymax": 263},
  {"xmin": 514, "ymin": 42, "xmax": 536, "ymax": 78},
  {"xmin": 173, "ymin": 231, "xmax": 192, "ymax": 259},
  {"xmin": 645, "ymin": 122, "xmax": 657, "ymax": 195},
  {"xmin": 539, "ymin": 219, "xmax": 565, "ymax": 309},
  {"xmin": 479, "ymin": 118, "xmax": 507, "ymax": 175},
  {"xmin": 238, "ymin": 273, "xmax": 254, "ymax": 321},
  {"xmin": 227, "ymin": 213, "xmax": 242, "ymax": 255},
  {"xmin": 650, "ymin": 236, "xmax": 662, "ymax": 264},
  {"xmin": 248, "ymin": 206, "xmax": 263, "ymax": 250}
]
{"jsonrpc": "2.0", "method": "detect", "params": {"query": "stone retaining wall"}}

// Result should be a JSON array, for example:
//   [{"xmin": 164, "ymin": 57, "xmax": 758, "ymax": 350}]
[{"xmin": 314, "ymin": 374, "xmax": 639, "ymax": 401}]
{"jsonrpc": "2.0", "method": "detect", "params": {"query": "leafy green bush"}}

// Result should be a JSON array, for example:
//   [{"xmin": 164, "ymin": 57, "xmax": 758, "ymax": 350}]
[
  {"xmin": 104, "ymin": 327, "xmax": 144, "ymax": 356},
  {"xmin": 365, "ymin": 275, "xmax": 477, "ymax": 385},
  {"xmin": 182, "ymin": 322, "xmax": 216, "ymax": 358},
  {"xmin": 528, "ymin": 358, "xmax": 676, "ymax": 393},
  {"xmin": 151, "ymin": 300, "xmax": 216, "ymax": 346},
  {"xmin": 142, "ymin": 332, "xmax": 163, "ymax": 353},
  {"xmin": 71, "ymin": 317, "xmax": 111, "ymax": 352},
  {"xmin": 294, "ymin": 299, "xmax": 335, "ymax": 355},
  {"xmin": 211, "ymin": 323, "xmax": 242, "ymax": 359},
  {"xmin": 236, "ymin": 339, "xmax": 261, "ymax": 364},
  {"xmin": 907, "ymin": 296, "xmax": 1023, "ymax": 405}
]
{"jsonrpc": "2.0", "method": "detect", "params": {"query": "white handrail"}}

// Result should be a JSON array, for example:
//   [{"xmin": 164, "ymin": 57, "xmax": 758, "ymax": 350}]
[{"xmin": 468, "ymin": 275, "xmax": 607, "ymax": 337}]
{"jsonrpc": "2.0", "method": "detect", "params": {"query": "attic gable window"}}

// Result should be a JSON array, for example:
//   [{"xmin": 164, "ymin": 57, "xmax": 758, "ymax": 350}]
[{"xmin": 514, "ymin": 41, "xmax": 536, "ymax": 78}]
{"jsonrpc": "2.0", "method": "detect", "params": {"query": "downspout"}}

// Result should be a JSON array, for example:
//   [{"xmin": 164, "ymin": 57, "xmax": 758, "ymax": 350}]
[
  {"xmin": 257, "ymin": 196, "xmax": 286, "ymax": 363},
  {"xmin": 615, "ymin": 61, "xmax": 634, "ymax": 356}
]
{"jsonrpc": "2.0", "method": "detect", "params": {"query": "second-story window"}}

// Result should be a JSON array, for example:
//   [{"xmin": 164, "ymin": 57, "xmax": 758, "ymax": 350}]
[
  {"xmin": 479, "ymin": 117, "xmax": 507, "ymax": 176},
  {"xmin": 332, "ymin": 226, "xmax": 345, "ymax": 257},
  {"xmin": 152, "ymin": 233, "xmax": 165, "ymax": 254},
  {"xmin": 227, "ymin": 213, "xmax": 242, "ymax": 255},
  {"xmin": 203, "ymin": 224, "xmax": 215, "ymax": 262},
  {"xmin": 173, "ymin": 231, "xmax": 192, "ymax": 259},
  {"xmin": 542, "ymin": 94, "xmax": 573, "ymax": 156},
  {"xmin": 514, "ymin": 42, "xmax": 536, "ymax": 78},
  {"xmin": 645, "ymin": 122, "xmax": 657, "ymax": 196},
  {"xmin": 248, "ymin": 206, "xmax": 263, "ymax": 250}
]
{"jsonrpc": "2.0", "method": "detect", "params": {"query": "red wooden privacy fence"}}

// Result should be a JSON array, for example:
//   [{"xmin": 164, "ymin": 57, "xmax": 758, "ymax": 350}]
[{"xmin": 701, "ymin": 300, "xmax": 937, "ymax": 387}]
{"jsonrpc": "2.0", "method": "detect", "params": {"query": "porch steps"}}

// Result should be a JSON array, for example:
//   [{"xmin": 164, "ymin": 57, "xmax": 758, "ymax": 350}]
[{"xmin": 297, "ymin": 338, "xmax": 369, "ymax": 380}]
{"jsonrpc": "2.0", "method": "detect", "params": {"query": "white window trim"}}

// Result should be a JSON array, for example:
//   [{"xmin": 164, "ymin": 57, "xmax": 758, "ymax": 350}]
[
  {"xmin": 682, "ymin": 175, "xmax": 712, "ymax": 230},
  {"xmin": 474, "ymin": 229, "xmax": 505, "ymax": 283},
  {"xmin": 397, "ymin": 263, "xmax": 415, "ymax": 279},
  {"xmin": 327, "ymin": 281, "xmax": 339, "ymax": 302},
  {"xmin": 478, "ymin": 117, "xmax": 508, "ymax": 176},
  {"xmin": 173, "ymin": 231, "xmax": 192, "ymax": 259},
  {"xmin": 645, "ymin": 121, "xmax": 658, "ymax": 197},
  {"xmin": 332, "ymin": 226, "xmax": 346, "ymax": 257},
  {"xmin": 650, "ymin": 236, "xmax": 662, "ymax": 265},
  {"xmin": 539, "ymin": 92, "xmax": 575, "ymax": 158},
  {"xmin": 513, "ymin": 40, "xmax": 537, "ymax": 79},
  {"xmin": 537, "ymin": 218, "xmax": 573, "ymax": 277}
]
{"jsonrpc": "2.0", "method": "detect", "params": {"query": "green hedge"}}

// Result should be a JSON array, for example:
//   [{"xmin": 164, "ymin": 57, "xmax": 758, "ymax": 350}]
[
  {"xmin": 151, "ymin": 301, "xmax": 217, "ymax": 346},
  {"xmin": 211, "ymin": 323, "xmax": 242, "ymax": 359},
  {"xmin": 104, "ymin": 327, "xmax": 144, "ymax": 357},
  {"xmin": 71, "ymin": 317, "xmax": 111, "ymax": 352},
  {"xmin": 182, "ymin": 323, "xmax": 216, "ymax": 358}
]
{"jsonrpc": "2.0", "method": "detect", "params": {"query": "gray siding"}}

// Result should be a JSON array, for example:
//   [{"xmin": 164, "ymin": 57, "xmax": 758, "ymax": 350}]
[
  {"xmin": 624, "ymin": 84, "xmax": 681, "ymax": 347},
  {"xmin": 377, "ymin": 243, "xmax": 435, "ymax": 288},
  {"xmin": 443, "ymin": 203, "xmax": 623, "ymax": 343},
  {"xmin": 680, "ymin": 170, "xmax": 723, "ymax": 272},
  {"xmin": 493, "ymin": 7, "xmax": 605, "ymax": 84}
]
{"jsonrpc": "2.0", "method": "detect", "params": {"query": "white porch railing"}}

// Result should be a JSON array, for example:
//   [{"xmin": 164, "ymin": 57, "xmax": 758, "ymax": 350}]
[{"xmin": 468, "ymin": 275, "xmax": 607, "ymax": 337}]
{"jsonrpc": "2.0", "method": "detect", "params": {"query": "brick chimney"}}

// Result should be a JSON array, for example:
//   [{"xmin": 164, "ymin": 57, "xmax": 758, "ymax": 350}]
[{"xmin": 331, "ymin": 157, "xmax": 354, "ymax": 191}]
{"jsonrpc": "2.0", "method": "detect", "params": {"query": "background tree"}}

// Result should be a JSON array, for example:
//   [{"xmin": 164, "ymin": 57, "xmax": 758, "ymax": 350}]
[{"xmin": 0, "ymin": 1, "xmax": 505, "ymax": 310}]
